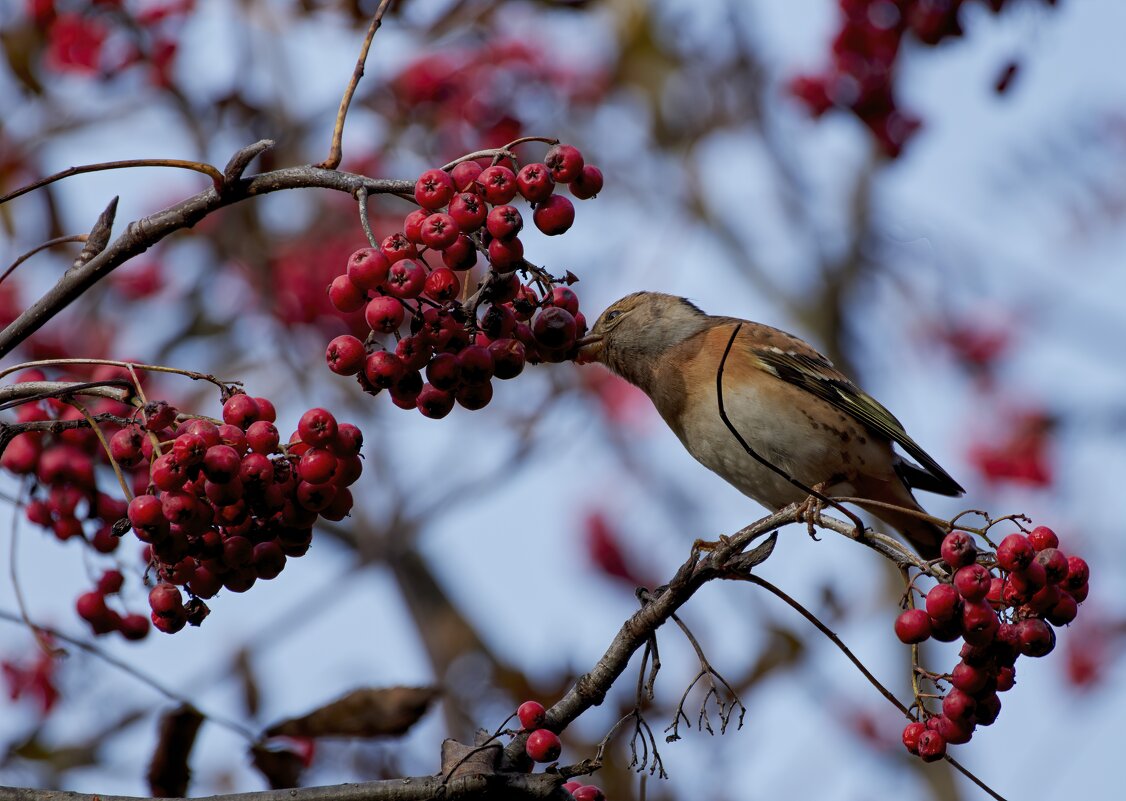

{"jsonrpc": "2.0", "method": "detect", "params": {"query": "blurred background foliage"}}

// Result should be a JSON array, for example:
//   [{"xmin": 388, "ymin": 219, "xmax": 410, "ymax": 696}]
[{"xmin": 1, "ymin": 1, "xmax": 1123, "ymax": 799}]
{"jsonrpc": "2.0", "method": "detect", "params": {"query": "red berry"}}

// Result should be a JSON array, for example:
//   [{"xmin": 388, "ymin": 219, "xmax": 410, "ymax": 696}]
[
  {"xmin": 203, "ymin": 444, "xmax": 242, "ymax": 483},
  {"xmin": 961, "ymin": 600, "xmax": 999, "ymax": 646},
  {"xmin": 997, "ymin": 533, "xmax": 1035, "ymax": 572},
  {"xmin": 384, "ymin": 259, "xmax": 427, "ymax": 299},
  {"xmin": 416, "ymin": 384, "xmax": 455, "ymax": 419},
  {"xmin": 457, "ymin": 345, "xmax": 494, "ymax": 384},
  {"xmin": 894, "ymin": 608, "xmax": 932, "ymax": 644},
  {"xmin": 1035, "ymin": 548, "xmax": 1069, "ymax": 584},
  {"xmin": 489, "ymin": 338, "xmax": 526, "ymax": 380},
  {"xmin": 143, "ymin": 400, "xmax": 178, "ymax": 431},
  {"xmin": 119, "ymin": 613, "xmax": 150, "ymax": 640},
  {"xmin": 424, "ymin": 267, "xmax": 461, "ymax": 303},
  {"xmin": 425, "ymin": 352, "xmax": 460, "ymax": 391},
  {"xmin": 365, "ymin": 295, "xmax": 405, "ymax": 334},
  {"xmin": 1012, "ymin": 560, "xmax": 1047, "ymax": 593},
  {"xmin": 986, "ymin": 576, "xmax": 1004, "ymax": 608},
  {"xmin": 942, "ymin": 689, "xmax": 976, "ymax": 722},
  {"xmin": 420, "ymin": 212, "xmax": 460, "ymax": 250},
  {"xmin": 331, "ymin": 423, "xmax": 364, "ymax": 458},
  {"xmin": 97, "ymin": 569, "xmax": 125, "ymax": 595},
  {"xmin": 524, "ymin": 729, "xmax": 561, "ymax": 763},
  {"xmin": 902, "ymin": 721, "xmax": 926, "ymax": 754},
  {"xmin": 455, "ymin": 381, "xmax": 493, "ymax": 411},
  {"xmin": 451, "ymin": 160, "xmax": 484, "ymax": 191},
  {"xmin": 149, "ymin": 583, "xmax": 183, "ymax": 615},
  {"xmin": 940, "ymin": 531, "xmax": 977, "ymax": 568},
  {"xmin": 532, "ymin": 306, "xmax": 577, "ymax": 350},
  {"xmin": 550, "ymin": 286, "xmax": 580, "ymax": 315},
  {"xmin": 151, "ymin": 453, "xmax": 187, "ymax": 492},
  {"xmin": 152, "ymin": 610, "xmax": 187, "ymax": 634},
  {"xmin": 517, "ymin": 700, "xmax": 547, "ymax": 730},
  {"xmin": 1028, "ymin": 525, "xmax": 1059, "ymax": 551},
  {"xmin": 487, "ymin": 236, "xmax": 525, "ymax": 272},
  {"xmin": 533, "ymin": 195, "xmax": 575, "ymax": 236},
  {"xmin": 916, "ymin": 729, "xmax": 946, "ymax": 762},
  {"xmin": 1028, "ymin": 583, "xmax": 1062, "ymax": 615},
  {"xmin": 486, "ymin": 205, "xmax": 523, "ymax": 240},
  {"xmin": 76, "ymin": 591, "xmax": 108, "ymax": 622},
  {"xmin": 413, "ymin": 168, "xmax": 456, "ymax": 210},
  {"xmin": 298, "ymin": 448, "xmax": 338, "ymax": 485},
  {"xmin": 545, "ymin": 144, "xmax": 584, "ymax": 183},
  {"xmin": 516, "ymin": 162, "xmax": 555, "ymax": 202},
  {"xmin": 442, "ymin": 234, "xmax": 478, "ymax": 271},
  {"xmin": 1047, "ymin": 592, "xmax": 1078, "ymax": 626},
  {"xmin": 1016, "ymin": 617, "xmax": 1056, "ymax": 657},
  {"xmin": 403, "ymin": 209, "xmax": 429, "ymax": 244},
  {"xmin": 328, "ymin": 274, "xmax": 366, "ymax": 313},
  {"xmin": 253, "ymin": 541, "xmax": 287, "ymax": 580},
  {"xmin": 929, "ymin": 714, "xmax": 973, "ymax": 745},
  {"xmin": 477, "ymin": 165, "xmax": 518, "ymax": 205},
  {"xmin": 109, "ymin": 427, "xmax": 144, "ymax": 467},
  {"xmin": 569, "ymin": 164, "xmax": 603, "ymax": 199},
  {"xmin": 365, "ymin": 351, "xmax": 406, "ymax": 390},
  {"xmin": 327, "ymin": 335, "xmax": 367, "ymax": 376},
  {"xmin": 246, "ymin": 420, "xmax": 280, "ymax": 454},
  {"xmin": 448, "ymin": 192, "xmax": 488, "ymax": 231},
  {"xmin": 248, "ymin": 397, "xmax": 274, "ymax": 424},
  {"xmin": 950, "ymin": 661, "xmax": 988, "ymax": 694},
  {"xmin": 381, "ymin": 232, "xmax": 418, "ymax": 264},
  {"xmin": 995, "ymin": 665, "xmax": 1016, "ymax": 692},
  {"xmin": 396, "ymin": 336, "xmax": 432, "ymax": 372},
  {"xmin": 298, "ymin": 408, "xmax": 338, "ymax": 447},
  {"xmin": 953, "ymin": 564, "xmax": 991, "ymax": 602},
  {"xmin": 223, "ymin": 394, "xmax": 260, "ymax": 429},
  {"xmin": 571, "ymin": 787, "xmax": 604, "ymax": 801},
  {"xmin": 128, "ymin": 494, "xmax": 164, "ymax": 529},
  {"xmin": 976, "ymin": 693, "xmax": 1001, "ymax": 726},
  {"xmin": 347, "ymin": 247, "xmax": 391, "ymax": 291},
  {"xmin": 1063, "ymin": 555, "xmax": 1089, "ymax": 589}
]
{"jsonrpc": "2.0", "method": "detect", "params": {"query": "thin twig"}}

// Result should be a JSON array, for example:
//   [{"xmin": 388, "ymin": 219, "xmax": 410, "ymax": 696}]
[
  {"xmin": 0, "ymin": 235, "xmax": 88, "ymax": 286},
  {"xmin": 0, "ymin": 608, "xmax": 258, "ymax": 741},
  {"xmin": 356, "ymin": 186, "xmax": 379, "ymax": 248},
  {"xmin": 318, "ymin": 0, "xmax": 395, "ymax": 170},
  {"xmin": 739, "ymin": 574, "xmax": 1009, "ymax": 801},
  {"xmin": 0, "ymin": 159, "xmax": 223, "ymax": 205}
]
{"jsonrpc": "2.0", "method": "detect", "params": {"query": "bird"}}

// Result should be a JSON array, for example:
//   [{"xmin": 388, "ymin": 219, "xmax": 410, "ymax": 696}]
[{"xmin": 574, "ymin": 291, "xmax": 964, "ymax": 558}]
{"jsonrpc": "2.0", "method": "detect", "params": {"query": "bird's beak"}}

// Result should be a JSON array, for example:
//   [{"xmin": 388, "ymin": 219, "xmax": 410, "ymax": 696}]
[{"xmin": 573, "ymin": 333, "xmax": 604, "ymax": 364}]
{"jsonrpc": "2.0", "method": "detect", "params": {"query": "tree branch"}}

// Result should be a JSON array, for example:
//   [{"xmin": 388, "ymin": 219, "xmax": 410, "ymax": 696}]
[
  {"xmin": 0, "ymin": 141, "xmax": 414, "ymax": 358},
  {"xmin": 0, "ymin": 773, "xmax": 573, "ymax": 801}
]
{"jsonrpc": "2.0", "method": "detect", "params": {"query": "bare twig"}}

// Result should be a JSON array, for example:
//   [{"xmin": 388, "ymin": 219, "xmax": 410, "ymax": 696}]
[
  {"xmin": 318, "ymin": 0, "xmax": 395, "ymax": 170},
  {"xmin": 0, "ymin": 159, "xmax": 224, "ymax": 205},
  {"xmin": 0, "ymin": 142, "xmax": 414, "ymax": 358},
  {"xmin": 0, "ymin": 235, "xmax": 88, "ymax": 287}
]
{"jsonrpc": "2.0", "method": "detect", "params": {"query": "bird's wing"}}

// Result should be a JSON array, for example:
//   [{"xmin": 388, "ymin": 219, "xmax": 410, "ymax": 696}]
[{"xmin": 742, "ymin": 331, "xmax": 965, "ymax": 497}]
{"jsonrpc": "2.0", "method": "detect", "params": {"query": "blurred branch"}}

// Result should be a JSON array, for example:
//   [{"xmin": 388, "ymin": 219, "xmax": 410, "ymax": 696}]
[{"xmin": 0, "ymin": 140, "xmax": 414, "ymax": 358}]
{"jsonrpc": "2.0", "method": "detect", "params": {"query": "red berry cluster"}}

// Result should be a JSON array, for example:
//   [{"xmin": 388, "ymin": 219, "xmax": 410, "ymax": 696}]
[
  {"xmin": 895, "ymin": 526, "xmax": 1089, "ymax": 761},
  {"xmin": 119, "ymin": 397, "xmax": 363, "ymax": 634},
  {"xmin": 516, "ymin": 700, "xmax": 605, "ymax": 800},
  {"xmin": 323, "ymin": 143, "xmax": 602, "ymax": 418},
  {"xmin": 1, "ymin": 367, "xmax": 133, "ymax": 551},
  {"xmin": 789, "ymin": 0, "xmax": 1057, "ymax": 156}
]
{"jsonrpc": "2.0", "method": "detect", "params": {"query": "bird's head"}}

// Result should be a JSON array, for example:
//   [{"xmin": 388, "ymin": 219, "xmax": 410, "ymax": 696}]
[{"xmin": 575, "ymin": 292, "xmax": 711, "ymax": 387}]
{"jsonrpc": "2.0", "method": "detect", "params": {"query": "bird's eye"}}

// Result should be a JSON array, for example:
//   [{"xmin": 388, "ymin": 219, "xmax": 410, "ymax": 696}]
[{"xmin": 605, "ymin": 310, "xmax": 623, "ymax": 323}]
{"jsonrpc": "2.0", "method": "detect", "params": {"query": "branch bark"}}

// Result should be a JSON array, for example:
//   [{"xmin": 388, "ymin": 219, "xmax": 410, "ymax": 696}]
[{"xmin": 0, "ymin": 141, "xmax": 414, "ymax": 358}]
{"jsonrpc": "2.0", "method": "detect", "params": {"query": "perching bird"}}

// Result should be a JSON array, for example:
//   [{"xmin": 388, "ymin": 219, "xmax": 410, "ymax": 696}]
[{"xmin": 574, "ymin": 292, "xmax": 964, "ymax": 558}]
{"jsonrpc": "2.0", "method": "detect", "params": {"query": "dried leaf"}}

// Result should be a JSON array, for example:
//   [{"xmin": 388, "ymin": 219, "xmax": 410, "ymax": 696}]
[
  {"xmin": 147, "ymin": 704, "xmax": 203, "ymax": 797},
  {"xmin": 250, "ymin": 740, "xmax": 309, "ymax": 789},
  {"xmin": 264, "ymin": 686, "xmax": 439, "ymax": 739}
]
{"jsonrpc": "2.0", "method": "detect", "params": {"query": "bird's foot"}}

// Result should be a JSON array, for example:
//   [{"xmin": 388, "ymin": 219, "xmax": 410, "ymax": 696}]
[
  {"xmin": 691, "ymin": 534, "xmax": 733, "ymax": 556},
  {"xmin": 798, "ymin": 484, "xmax": 830, "ymax": 540}
]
